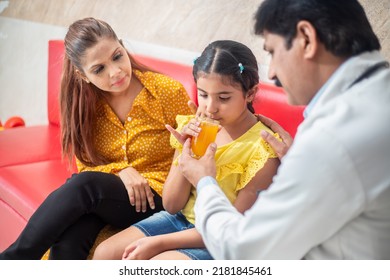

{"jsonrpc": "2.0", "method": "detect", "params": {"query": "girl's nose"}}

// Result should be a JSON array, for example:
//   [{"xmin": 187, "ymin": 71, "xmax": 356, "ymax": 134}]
[{"xmin": 206, "ymin": 100, "xmax": 218, "ymax": 115}]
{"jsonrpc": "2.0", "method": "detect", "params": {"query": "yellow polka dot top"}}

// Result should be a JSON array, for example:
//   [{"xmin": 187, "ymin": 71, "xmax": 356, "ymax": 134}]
[{"xmin": 76, "ymin": 70, "xmax": 192, "ymax": 196}]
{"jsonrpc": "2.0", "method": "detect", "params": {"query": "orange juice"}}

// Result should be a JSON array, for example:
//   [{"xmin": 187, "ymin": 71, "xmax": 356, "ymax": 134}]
[{"xmin": 191, "ymin": 118, "xmax": 219, "ymax": 158}]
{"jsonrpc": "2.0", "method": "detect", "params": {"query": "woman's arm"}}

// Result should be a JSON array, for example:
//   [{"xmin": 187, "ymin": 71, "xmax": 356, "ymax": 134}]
[
  {"xmin": 77, "ymin": 159, "xmax": 155, "ymax": 213},
  {"xmin": 118, "ymin": 166, "xmax": 155, "ymax": 213}
]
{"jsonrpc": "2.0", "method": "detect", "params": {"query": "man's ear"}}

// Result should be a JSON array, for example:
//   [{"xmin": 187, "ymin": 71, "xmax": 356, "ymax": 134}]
[
  {"xmin": 75, "ymin": 69, "xmax": 90, "ymax": 83},
  {"xmin": 296, "ymin": 20, "xmax": 318, "ymax": 59}
]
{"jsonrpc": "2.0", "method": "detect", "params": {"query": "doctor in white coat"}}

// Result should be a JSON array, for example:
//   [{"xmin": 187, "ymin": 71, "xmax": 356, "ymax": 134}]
[{"xmin": 178, "ymin": 0, "xmax": 390, "ymax": 259}]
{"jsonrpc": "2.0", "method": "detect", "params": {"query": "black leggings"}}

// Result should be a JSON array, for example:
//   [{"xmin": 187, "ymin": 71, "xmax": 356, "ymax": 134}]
[{"xmin": 0, "ymin": 171, "xmax": 163, "ymax": 260}]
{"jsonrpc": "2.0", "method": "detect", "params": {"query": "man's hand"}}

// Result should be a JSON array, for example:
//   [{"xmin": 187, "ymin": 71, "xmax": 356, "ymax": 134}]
[
  {"xmin": 178, "ymin": 139, "xmax": 217, "ymax": 187},
  {"xmin": 257, "ymin": 114, "xmax": 293, "ymax": 159}
]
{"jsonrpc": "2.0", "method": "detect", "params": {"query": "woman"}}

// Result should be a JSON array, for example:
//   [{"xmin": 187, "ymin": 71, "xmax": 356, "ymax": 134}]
[{"xmin": 0, "ymin": 17, "xmax": 192, "ymax": 260}]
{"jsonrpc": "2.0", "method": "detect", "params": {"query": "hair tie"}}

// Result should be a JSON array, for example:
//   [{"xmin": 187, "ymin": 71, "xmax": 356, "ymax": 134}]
[
  {"xmin": 238, "ymin": 63, "xmax": 244, "ymax": 74},
  {"xmin": 193, "ymin": 57, "xmax": 199, "ymax": 65}
]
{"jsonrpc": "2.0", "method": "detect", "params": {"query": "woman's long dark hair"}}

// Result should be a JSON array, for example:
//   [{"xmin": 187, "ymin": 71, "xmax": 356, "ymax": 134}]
[{"xmin": 60, "ymin": 17, "xmax": 151, "ymax": 166}]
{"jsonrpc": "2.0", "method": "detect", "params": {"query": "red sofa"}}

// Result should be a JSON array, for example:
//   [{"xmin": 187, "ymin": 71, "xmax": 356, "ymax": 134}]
[{"xmin": 0, "ymin": 40, "xmax": 304, "ymax": 252}]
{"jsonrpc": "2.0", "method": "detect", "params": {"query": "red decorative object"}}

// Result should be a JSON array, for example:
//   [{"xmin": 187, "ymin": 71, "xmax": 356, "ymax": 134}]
[{"xmin": 4, "ymin": 116, "xmax": 25, "ymax": 129}]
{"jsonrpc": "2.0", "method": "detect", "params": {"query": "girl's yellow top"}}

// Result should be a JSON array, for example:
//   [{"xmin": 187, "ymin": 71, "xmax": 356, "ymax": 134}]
[
  {"xmin": 171, "ymin": 115, "xmax": 279, "ymax": 224},
  {"xmin": 76, "ymin": 70, "xmax": 192, "ymax": 196}
]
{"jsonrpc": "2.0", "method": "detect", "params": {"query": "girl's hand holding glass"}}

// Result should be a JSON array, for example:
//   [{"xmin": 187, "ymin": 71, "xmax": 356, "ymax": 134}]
[{"xmin": 165, "ymin": 117, "xmax": 201, "ymax": 145}]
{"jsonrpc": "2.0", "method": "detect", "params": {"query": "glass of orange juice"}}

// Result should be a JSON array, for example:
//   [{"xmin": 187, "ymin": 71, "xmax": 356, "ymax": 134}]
[{"xmin": 191, "ymin": 117, "xmax": 219, "ymax": 158}]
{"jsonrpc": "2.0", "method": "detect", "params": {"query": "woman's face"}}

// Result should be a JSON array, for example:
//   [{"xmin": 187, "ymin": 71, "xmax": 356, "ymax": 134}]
[
  {"xmin": 196, "ymin": 73, "xmax": 252, "ymax": 127},
  {"xmin": 79, "ymin": 37, "xmax": 132, "ymax": 96}
]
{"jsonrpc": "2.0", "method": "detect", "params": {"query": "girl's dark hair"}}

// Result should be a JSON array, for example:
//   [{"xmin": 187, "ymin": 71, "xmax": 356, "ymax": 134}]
[
  {"xmin": 193, "ymin": 40, "xmax": 259, "ymax": 113},
  {"xmin": 254, "ymin": 0, "xmax": 380, "ymax": 57},
  {"xmin": 60, "ymin": 17, "xmax": 151, "ymax": 166}
]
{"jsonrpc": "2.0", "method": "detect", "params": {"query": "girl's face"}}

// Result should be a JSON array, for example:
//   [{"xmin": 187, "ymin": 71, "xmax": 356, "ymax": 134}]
[
  {"xmin": 196, "ymin": 73, "xmax": 252, "ymax": 126},
  {"xmin": 79, "ymin": 37, "xmax": 132, "ymax": 95}
]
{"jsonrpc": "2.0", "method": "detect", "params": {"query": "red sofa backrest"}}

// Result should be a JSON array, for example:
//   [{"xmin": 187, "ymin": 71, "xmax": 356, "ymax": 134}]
[
  {"xmin": 253, "ymin": 83, "xmax": 304, "ymax": 137},
  {"xmin": 134, "ymin": 55, "xmax": 198, "ymax": 104},
  {"xmin": 47, "ymin": 40, "xmax": 304, "ymax": 136},
  {"xmin": 48, "ymin": 40, "xmax": 65, "ymax": 126}
]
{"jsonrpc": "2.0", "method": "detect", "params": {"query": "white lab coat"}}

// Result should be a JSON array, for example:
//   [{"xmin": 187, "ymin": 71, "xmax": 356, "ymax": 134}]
[{"xmin": 194, "ymin": 51, "xmax": 390, "ymax": 259}]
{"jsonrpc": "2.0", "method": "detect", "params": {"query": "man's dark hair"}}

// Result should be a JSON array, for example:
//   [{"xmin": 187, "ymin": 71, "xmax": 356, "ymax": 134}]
[{"xmin": 254, "ymin": 0, "xmax": 380, "ymax": 57}]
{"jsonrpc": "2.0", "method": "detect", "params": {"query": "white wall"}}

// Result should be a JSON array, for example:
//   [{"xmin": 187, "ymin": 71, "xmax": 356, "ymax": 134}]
[{"xmin": 0, "ymin": 17, "xmax": 66, "ymax": 126}]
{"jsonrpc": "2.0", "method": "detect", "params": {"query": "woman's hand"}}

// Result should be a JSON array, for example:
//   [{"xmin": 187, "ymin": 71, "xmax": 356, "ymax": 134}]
[
  {"xmin": 118, "ymin": 166, "xmax": 155, "ymax": 212},
  {"xmin": 122, "ymin": 236, "xmax": 163, "ymax": 260}
]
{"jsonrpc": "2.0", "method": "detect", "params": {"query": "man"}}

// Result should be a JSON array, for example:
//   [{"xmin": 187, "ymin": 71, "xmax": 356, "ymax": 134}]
[{"xmin": 178, "ymin": 0, "xmax": 390, "ymax": 259}]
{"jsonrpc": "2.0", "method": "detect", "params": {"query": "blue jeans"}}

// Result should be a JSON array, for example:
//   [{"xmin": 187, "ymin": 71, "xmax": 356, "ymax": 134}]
[{"xmin": 133, "ymin": 211, "xmax": 213, "ymax": 260}]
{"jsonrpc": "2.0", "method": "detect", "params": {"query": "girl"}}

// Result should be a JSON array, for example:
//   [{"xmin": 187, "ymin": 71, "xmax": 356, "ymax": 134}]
[
  {"xmin": 92, "ymin": 40, "xmax": 280, "ymax": 260},
  {"xmin": 0, "ymin": 17, "xmax": 192, "ymax": 259}
]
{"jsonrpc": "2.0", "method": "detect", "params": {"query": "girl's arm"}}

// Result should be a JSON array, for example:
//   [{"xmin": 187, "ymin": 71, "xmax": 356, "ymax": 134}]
[
  {"xmin": 162, "ymin": 150, "xmax": 193, "ymax": 213},
  {"xmin": 163, "ymin": 117, "xmax": 203, "ymax": 213},
  {"xmin": 233, "ymin": 158, "xmax": 280, "ymax": 212}
]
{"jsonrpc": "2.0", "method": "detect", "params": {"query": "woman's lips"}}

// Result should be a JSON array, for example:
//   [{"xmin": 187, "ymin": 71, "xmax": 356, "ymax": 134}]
[{"xmin": 112, "ymin": 76, "xmax": 126, "ymax": 87}]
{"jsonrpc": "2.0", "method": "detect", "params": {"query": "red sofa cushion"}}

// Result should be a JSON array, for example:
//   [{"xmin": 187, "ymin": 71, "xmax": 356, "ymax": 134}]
[
  {"xmin": 0, "ymin": 199, "xmax": 26, "ymax": 251},
  {"xmin": 0, "ymin": 160, "xmax": 74, "ymax": 220},
  {"xmin": 0, "ymin": 125, "xmax": 62, "ymax": 168}
]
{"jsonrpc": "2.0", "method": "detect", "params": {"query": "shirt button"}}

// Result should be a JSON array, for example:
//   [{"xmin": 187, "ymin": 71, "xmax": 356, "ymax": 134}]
[
  {"xmin": 123, "ymin": 130, "xmax": 127, "ymax": 135},
  {"xmin": 127, "ymin": 117, "xmax": 132, "ymax": 122},
  {"xmin": 124, "ymin": 156, "xmax": 128, "ymax": 161},
  {"xmin": 122, "ymin": 145, "xmax": 126, "ymax": 150}
]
